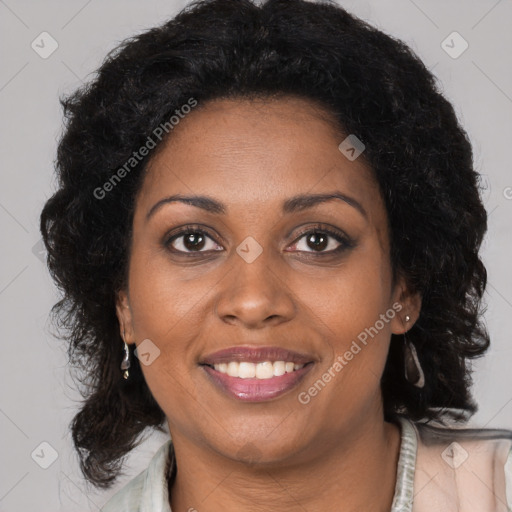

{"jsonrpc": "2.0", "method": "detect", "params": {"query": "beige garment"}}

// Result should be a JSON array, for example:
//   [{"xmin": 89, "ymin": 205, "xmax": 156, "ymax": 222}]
[{"xmin": 411, "ymin": 419, "xmax": 512, "ymax": 512}]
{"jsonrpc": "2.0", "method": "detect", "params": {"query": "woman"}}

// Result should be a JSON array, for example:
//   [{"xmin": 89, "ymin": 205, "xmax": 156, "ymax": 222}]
[{"xmin": 40, "ymin": 0, "xmax": 512, "ymax": 510}]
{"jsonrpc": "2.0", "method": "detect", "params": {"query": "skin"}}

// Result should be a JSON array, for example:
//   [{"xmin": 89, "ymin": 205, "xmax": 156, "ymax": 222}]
[{"xmin": 116, "ymin": 96, "xmax": 421, "ymax": 512}]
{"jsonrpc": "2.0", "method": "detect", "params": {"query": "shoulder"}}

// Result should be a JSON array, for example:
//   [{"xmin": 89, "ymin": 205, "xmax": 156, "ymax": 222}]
[
  {"xmin": 406, "ymin": 417, "xmax": 512, "ymax": 512},
  {"xmin": 100, "ymin": 440, "xmax": 173, "ymax": 512}
]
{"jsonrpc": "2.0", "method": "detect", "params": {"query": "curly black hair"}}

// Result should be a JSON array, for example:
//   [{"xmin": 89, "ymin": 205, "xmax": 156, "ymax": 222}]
[{"xmin": 40, "ymin": 0, "xmax": 489, "ymax": 489}]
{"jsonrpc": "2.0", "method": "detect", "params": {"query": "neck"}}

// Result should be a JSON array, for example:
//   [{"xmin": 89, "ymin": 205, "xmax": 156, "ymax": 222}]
[{"xmin": 168, "ymin": 411, "xmax": 402, "ymax": 512}]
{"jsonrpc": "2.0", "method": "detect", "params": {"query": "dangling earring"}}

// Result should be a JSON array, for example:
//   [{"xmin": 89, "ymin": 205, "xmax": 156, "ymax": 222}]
[
  {"xmin": 121, "ymin": 328, "xmax": 131, "ymax": 380},
  {"xmin": 403, "ymin": 315, "xmax": 425, "ymax": 388}
]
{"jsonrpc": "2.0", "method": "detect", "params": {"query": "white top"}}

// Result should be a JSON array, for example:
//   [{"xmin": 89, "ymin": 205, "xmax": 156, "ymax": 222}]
[{"xmin": 100, "ymin": 415, "xmax": 512, "ymax": 511}]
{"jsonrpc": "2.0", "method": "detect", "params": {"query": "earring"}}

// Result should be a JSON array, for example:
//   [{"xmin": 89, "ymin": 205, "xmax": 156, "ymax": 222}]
[
  {"xmin": 403, "ymin": 334, "xmax": 425, "ymax": 389},
  {"xmin": 121, "ymin": 329, "xmax": 131, "ymax": 380}
]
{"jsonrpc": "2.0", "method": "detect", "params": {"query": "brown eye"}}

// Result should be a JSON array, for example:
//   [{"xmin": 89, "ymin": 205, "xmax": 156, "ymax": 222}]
[
  {"xmin": 291, "ymin": 228, "xmax": 351, "ymax": 254},
  {"xmin": 304, "ymin": 232, "xmax": 329, "ymax": 251},
  {"xmin": 165, "ymin": 228, "xmax": 223, "ymax": 254},
  {"xmin": 183, "ymin": 232, "xmax": 206, "ymax": 251}
]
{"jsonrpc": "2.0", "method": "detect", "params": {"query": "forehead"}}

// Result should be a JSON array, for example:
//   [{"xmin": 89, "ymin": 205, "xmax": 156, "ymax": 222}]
[
  {"xmin": 137, "ymin": 97, "xmax": 382, "ymax": 216},
  {"xmin": 140, "ymin": 98, "xmax": 378, "ymax": 205}
]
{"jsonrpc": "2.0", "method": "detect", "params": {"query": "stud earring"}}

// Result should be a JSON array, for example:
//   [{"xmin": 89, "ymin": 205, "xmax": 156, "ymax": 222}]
[{"xmin": 120, "ymin": 328, "xmax": 131, "ymax": 380}]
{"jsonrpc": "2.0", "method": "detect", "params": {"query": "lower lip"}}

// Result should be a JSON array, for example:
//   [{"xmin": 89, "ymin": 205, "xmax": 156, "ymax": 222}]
[{"xmin": 201, "ymin": 363, "xmax": 314, "ymax": 402}]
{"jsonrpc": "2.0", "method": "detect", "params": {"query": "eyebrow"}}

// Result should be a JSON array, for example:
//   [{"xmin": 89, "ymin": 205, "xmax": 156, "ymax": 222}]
[{"xmin": 145, "ymin": 191, "xmax": 367, "ymax": 221}]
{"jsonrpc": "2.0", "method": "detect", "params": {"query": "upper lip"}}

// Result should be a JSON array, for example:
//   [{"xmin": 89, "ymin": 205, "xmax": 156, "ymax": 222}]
[{"xmin": 199, "ymin": 346, "xmax": 315, "ymax": 365}]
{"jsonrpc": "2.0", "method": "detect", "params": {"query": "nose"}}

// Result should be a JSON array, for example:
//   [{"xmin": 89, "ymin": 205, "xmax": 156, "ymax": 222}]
[{"xmin": 214, "ymin": 249, "xmax": 296, "ymax": 329}]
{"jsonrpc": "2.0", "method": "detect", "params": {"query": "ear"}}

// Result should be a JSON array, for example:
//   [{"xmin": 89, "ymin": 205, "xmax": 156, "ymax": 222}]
[
  {"xmin": 389, "ymin": 273, "xmax": 422, "ymax": 335},
  {"xmin": 115, "ymin": 289, "xmax": 136, "ymax": 345}
]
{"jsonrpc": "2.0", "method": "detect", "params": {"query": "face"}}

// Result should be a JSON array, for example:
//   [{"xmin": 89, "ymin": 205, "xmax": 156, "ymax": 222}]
[{"xmin": 116, "ymin": 96, "xmax": 420, "ymax": 464}]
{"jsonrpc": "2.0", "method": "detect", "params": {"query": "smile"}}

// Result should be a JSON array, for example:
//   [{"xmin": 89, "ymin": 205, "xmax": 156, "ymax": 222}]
[
  {"xmin": 207, "ymin": 360, "xmax": 306, "ymax": 378},
  {"xmin": 200, "ymin": 361, "xmax": 314, "ymax": 402}
]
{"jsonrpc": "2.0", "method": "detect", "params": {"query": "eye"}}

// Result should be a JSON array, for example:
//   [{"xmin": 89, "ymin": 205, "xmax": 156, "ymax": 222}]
[
  {"xmin": 163, "ymin": 224, "xmax": 354, "ymax": 256},
  {"xmin": 164, "ymin": 226, "xmax": 222, "ymax": 254},
  {"xmin": 289, "ymin": 226, "xmax": 354, "ymax": 254}
]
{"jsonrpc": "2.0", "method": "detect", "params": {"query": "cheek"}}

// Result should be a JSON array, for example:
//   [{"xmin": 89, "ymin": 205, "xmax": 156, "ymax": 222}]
[
  {"xmin": 299, "ymin": 249, "xmax": 394, "ymax": 379},
  {"xmin": 127, "ymin": 245, "xmax": 208, "ymax": 334},
  {"xmin": 301, "ymin": 251, "xmax": 392, "ymax": 334},
  {"xmin": 125, "ymin": 254, "xmax": 205, "ymax": 419}
]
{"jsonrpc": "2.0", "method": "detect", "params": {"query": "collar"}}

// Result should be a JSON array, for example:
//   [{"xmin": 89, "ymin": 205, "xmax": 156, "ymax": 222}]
[{"xmin": 390, "ymin": 415, "xmax": 419, "ymax": 512}]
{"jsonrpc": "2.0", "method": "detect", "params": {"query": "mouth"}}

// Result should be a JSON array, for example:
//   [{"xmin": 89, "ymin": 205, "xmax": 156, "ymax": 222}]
[{"xmin": 198, "ymin": 345, "xmax": 316, "ymax": 402}]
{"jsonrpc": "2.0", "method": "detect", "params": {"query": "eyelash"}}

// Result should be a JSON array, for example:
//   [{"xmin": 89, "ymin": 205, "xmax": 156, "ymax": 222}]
[{"xmin": 163, "ymin": 224, "xmax": 355, "ymax": 257}]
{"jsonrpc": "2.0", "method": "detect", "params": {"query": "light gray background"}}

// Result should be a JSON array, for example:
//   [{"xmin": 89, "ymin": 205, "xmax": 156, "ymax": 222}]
[{"xmin": 1, "ymin": 0, "xmax": 511, "ymax": 510}]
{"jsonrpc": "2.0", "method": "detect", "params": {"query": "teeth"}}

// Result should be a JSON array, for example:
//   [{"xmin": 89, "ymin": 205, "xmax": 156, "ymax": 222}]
[
  {"xmin": 274, "ymin": 361, "xmax": 286, "ymax": 376},
  {"xmin": 227, "ymin": 362, "xmax": 238, "ymax": 377},
  {"xmin": 212, "ymin": 361, "xmax": 306, "ymax": 379},
  {"xmin": 239, "ymin": 362, "xmax": 256, "ymax": 378}
]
